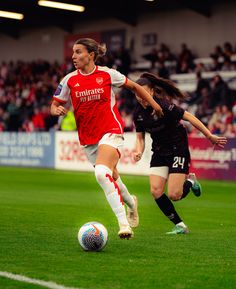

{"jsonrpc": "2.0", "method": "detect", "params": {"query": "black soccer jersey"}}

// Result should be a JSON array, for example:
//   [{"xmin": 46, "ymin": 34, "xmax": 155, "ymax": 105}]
[{"xmin": 133, "ymin": 97, "xmax": 189, "ymax": 156}]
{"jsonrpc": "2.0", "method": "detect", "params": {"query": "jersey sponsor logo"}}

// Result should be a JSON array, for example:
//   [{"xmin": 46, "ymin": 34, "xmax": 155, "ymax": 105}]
[
  {"xmin": 75, "ymin": 88, "xmax": 104, "ymax": 98},
  {"xmin": 75, "ymin": 88, "xmax": 104, "ymax": 102},
  {"xmin": 96, "ymin": 77, "xmax": 103, "ymax": 85},
  {"xmin": 54, "ymin": 84, "xmax": 62, "ymax": 96}
]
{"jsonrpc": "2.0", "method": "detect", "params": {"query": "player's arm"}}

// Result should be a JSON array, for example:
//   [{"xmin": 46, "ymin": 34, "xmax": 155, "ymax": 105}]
[
  {"xmin": 51, "ymin": 100, "xmax": 68, "ymax": 116},
  {"xmin": 183, "ymin": 111, "xmax": 227, "ymax": 148},
  {"xmin": 133, "ymin": 132, "xmax": 145, "ymax": 162},
  {"xmin": 124, "ymin": 79, "xmax": 163, "ymax": 118}
]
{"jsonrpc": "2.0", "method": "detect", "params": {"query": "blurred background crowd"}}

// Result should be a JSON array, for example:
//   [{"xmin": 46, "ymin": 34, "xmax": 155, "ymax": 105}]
[{"xmin": 1, "ymin": 41, "xmax": 236, "ymax": 136}]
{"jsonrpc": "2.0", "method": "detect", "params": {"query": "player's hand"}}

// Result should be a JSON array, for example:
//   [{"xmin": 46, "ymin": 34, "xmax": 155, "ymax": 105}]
[
  {"xmin": 208, "ymin": 134, "xmax": 227, "ymax": 148},
  {"xmin": 133, "ymin": 152, "xmax": 142, "ymax": 162},
  {"xmin": 54, "ymin": 105, "xmax": 67, "ymax": 116}
]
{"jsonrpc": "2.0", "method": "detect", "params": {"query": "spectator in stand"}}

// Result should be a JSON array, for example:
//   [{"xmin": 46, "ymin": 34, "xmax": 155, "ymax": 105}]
[
  {"xmin": 32, "ymin": 107, "xmax": 45, "ymax": 131},
  {"xmin": 210, "ymin": 74, "xmax": 231, "ymax": 108},
  {"xmin": 114, "ymin": 45, "xmax": 132, "ymax": 76},
  {"xmin": 210, "ymin": 55, "xmax": 222, "ymax": 71},
  {"xmin": 142, "ymin": 48, "xmax": 159, "ymax": 70},
  {"xmin": 223, "ymin": 42, "xmax": 234, "ymax": 58},
  {"xmin": 0, "ymin": 107, "xmax": 6, "ymax": 131},
  {"xmin": 6, "ymin": 97, "xmax": 22, "ymax": 131},
  {"xmin": 22, "ymin": 117, "xmax": 34, "ymax": 132},
  {"xmin": 195, "ymin": 87, "xmax": 212, "ymax": 125},
  {"xmin": 157, "ymin": 62, "xmax": 169, "ymax": 79},
  {"xmin": 176, "ymin": 60, "xmax": 192, "ymax": 74},
  {"xmin": 178, "ymin": 43, "xmax": 195, "ymax": 71},
  {"xmin": 208, "ymin": 106, "xmax": 222, "ymax": 131},
  {"xmin": 232, "ymin": 103, "xmax": 236, "ymax": 124},
  {"xmin": 221, "ymin": 57, "xmax": 235, "ymax": 71},
  {"xmin": 220, "ymin": 105, "xmax": 233, "ymax": 125},
  {"xmin": 210, "ymin": 45, "xmax": 224, "ymax": 60},
  {"xmin": 194, "ymin": 62, "xmax": 206, "ymax": 73},
  {"xmin": 224, "ymin": 123, "xmax": 235, "ymax": 137},
  {"xmin": 158, "ymin": 43, "xmax": 175, "ymax": 62},
  {"xmin": 211, "ymin": 120, "xmax": 226, "ymax": 135},
  {"xmin": 188, "ymin": 72, "xmax": 211, "ymax": 105}
]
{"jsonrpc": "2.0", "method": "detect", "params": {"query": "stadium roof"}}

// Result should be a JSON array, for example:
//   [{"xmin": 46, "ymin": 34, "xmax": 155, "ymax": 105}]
[{"xmin": 0, "ymin": 0, "xmax": 232, "ymax": 38}]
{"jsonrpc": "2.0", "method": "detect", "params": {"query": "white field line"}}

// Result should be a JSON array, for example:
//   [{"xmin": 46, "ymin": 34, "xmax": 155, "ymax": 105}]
[{"xmin": 0, "ymin": 271, "xmax": 83, "ymax": 289}]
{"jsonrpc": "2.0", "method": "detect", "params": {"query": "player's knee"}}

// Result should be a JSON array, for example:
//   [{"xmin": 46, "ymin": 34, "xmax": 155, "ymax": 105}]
[
  {"xmin": 150, "ymin": 185, "xmax": 163, "ymax": 199},
  {"xmin": 94, "ymin": 164, "xmax": 112, "ymax": 184},
  {"xmin": 168, "ymin": 191, "xmax": 182, "ymax": 201}
]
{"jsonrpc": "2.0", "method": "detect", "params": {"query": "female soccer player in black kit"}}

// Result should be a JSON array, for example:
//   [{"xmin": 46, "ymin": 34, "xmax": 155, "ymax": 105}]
[{"xmin": 133, "ymin": 72, "xmax": 227, "ymax": 234}]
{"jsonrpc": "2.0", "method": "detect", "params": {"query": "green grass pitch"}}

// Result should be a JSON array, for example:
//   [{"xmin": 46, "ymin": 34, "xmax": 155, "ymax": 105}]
[{"xmin": 0, "ymin": 167, "xmax": 236, "ymax": 289}]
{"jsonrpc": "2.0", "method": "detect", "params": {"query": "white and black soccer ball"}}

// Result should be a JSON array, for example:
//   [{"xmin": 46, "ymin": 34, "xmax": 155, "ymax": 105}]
[{"xmin": 78, "ymin": 222, "xmax": 108, "ymax": 251}]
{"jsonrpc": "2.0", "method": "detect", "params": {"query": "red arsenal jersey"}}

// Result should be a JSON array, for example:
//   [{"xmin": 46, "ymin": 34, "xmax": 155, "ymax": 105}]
[{"xmin": 53, "ymin": 66, "xmax": 127, "ymax": 145}]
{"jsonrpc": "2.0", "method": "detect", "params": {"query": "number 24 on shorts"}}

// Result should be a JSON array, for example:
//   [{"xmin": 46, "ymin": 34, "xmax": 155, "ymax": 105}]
[{"xmin": 172, "ymin": 157, "xmax": 185, "ymax": 169}]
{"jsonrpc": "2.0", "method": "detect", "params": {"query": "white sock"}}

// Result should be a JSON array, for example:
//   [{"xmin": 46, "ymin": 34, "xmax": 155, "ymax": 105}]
[
  {"xmin": 95, "ymin": 164, "xmax": 129, "ymax": 226},
  {"xmin": 177, "ymin": 221, "xmax": 187, "ymax": 228},
  {"xmin": 116, "ymin": 177, "xmax": 135, "ymax": 209},
  {"xmin": 187, "ymin": 178, "xmax": 194, "ymax": 185}
]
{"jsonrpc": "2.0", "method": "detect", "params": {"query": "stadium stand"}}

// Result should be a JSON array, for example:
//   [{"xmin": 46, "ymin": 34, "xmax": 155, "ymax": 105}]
[{"xmin": 0, "ymin": 41, "xmax": 236, "ymax": 136}]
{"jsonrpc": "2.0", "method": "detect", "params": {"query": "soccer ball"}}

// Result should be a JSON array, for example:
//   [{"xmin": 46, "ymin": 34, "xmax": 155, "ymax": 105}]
[{"xmin": 78, "ymin": 222, "xmax": 108, "ymax": 251}]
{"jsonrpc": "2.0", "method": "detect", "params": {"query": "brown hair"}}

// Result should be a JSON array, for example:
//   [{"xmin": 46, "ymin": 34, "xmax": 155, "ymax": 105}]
[
  {"xmin": 74, "ymin": 38, "xmax": 106, "ymax": 62},
  {"xmin": 136, "ymin": 72, "xmax": 186, "ymax": 100}
]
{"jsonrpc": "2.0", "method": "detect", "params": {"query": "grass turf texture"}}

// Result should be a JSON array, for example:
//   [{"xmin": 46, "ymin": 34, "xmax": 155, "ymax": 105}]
[{"xmin": 0, "ymin": 167, "xmax": 235, "ymax": 289}]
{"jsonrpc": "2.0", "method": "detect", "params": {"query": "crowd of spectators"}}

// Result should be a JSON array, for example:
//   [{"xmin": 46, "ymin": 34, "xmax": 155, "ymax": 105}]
[{"xmin": 0, "ymin": 41, "xmax": 236, "ymax": 136}]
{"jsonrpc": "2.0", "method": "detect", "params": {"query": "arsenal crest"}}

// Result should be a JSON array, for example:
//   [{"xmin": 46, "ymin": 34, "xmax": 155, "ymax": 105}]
[{"xmin": 96, "ymin": 77, "xmax": 103, "ymax": 85}]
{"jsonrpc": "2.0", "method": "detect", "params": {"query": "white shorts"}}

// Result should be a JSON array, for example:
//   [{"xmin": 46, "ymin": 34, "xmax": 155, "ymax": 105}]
[
  {"xmin": 149, "ymin": 166, "xmax": 169, "ymax": 179},
  {"xmin": 83, "ymin": 133, "xmax": 124, "ymax": 166}
]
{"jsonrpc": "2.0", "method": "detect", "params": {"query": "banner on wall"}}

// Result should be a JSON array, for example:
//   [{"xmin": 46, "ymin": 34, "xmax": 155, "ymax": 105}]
[
  {"xmin": 0, "ymin": 132, "xmax": 55, "ymax": 167},
  {"xmin": 101, "ymin": 29, "xmax": 126, "ymax": 52},
  {"xmin": 55, "ymin": 132, "xmax": 236, "ymax": 181},
  {"xmin": 189, "ymin": 137, "xmax": 236, "ymax": 181},
  {"xmin": 0, "ymin": 132, "xmax": 235, "ymax": 181},
  {"xmin": 55, "ymin": 132, "xmax": 151, "ymax": 175}
]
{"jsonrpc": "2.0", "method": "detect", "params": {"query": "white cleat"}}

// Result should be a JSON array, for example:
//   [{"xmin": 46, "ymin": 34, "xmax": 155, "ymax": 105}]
[
  {"xmin": 127, "ymin": 195, "xmax": 139, "ymax": 228},
  {"xmin": 118, "ymin": 224, "xmax": 134, "ymax": 239}
]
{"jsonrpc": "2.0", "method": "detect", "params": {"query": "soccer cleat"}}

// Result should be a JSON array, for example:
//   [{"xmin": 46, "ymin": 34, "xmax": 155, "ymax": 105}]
[
  {"xmin": 166, "ymin": 225, "xmax": 190, "ymax": 235},
  {"xmin": 188, "ymin": 173, "xmax": 202, "ymax": 197},
  {"xmin": 118, "ymin": 224, "xmax": 134, "ymax": 239},
  {"xmin": 127, "ymin": 195, "xmax": 139, "ymax": 228}
]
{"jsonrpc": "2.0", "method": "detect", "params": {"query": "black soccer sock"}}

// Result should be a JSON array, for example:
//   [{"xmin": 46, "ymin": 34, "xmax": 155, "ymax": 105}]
[
  {"xmin": 155, "ymin": 194, "xmax": 182, "ymax": 225},
  {"xmin": 181, "ymin": 180, "xmax": 193, "ymax": 199}
]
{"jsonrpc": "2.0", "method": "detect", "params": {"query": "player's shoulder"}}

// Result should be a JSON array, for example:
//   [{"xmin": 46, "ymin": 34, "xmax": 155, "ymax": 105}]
[
  {"xmin": 97, "ymin": 65, "xmax": 112, "ymax": 72},
  {"xmin": 61, "ymin": 70, "xmax": 78, "ymax": 84},
  {"xmin": 157, "ymin": 97, "xmax": 177, "ymax": 112},
  {"xmin": 97, "ymin": 66, "xmax": 122, "ymax": 75}
]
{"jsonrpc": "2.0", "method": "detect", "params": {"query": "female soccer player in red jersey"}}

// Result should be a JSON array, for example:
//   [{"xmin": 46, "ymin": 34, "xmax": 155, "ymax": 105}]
[
  {"xmin": 133, "ymin": 72, "xmax": 227, "ymax": 234},
  {"xmin": 51, "ymin": 38, "xmax": 163, "ymax": 239}
]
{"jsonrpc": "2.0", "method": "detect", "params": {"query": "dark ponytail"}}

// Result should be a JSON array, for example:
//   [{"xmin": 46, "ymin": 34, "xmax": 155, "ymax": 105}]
[{"xmin": 136, "ymin": 72, "xmax": 186, "ymax": 100}]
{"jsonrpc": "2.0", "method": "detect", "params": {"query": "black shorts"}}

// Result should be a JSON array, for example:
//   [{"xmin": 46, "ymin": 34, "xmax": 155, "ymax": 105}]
[{"xmin": 150, "ymin": 150, "xmax": 191, "ymax": 174}]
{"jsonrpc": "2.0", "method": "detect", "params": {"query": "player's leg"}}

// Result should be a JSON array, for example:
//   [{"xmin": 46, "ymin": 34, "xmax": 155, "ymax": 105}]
[
  {"xmin": 167, "ymin": 152, "xmax": 202, "ymax": 199},
  {"xmin": 150, "ymin": 169, "xmax": 186, "ymax": 232},
  {"xmin": 95, "ymin": 135, "xmax": 133, "ymax": 239},
  {"xmin": 167, "ymin": 173, "xmax": 187, "ymax": 201},
  {"xmin": 113, "ymin": 167, "xmax": 139, "ymax": 228},
  {"xmin": 150, "ymin": 153, "xmax": 186, "ymax": 232},
  {"xmin": 166, "ymin": 173, "xmax": 189, "ymax": 234}
]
